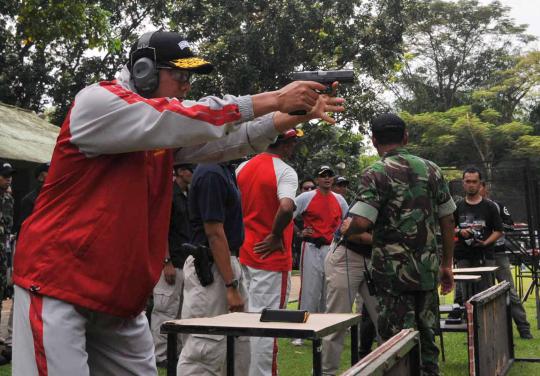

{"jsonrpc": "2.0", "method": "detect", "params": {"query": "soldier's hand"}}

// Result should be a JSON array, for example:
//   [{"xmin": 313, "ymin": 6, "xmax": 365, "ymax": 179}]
[
  {"xmin": 227, "ymin": 288, "xmax": 245, "ymax": 312},
  {"xmin": 301, "ymin": 227, "xmax": 314, "ymax": 237},
  {"xmin": 254, "ymin": 234, "xmax": 284, "ymax": 259},
  {"xmin": 163, "ymin": 262, "xmax": 176, "ymax": 285},
  {"xmin": 439, "ymin": 266, "xmax": 454, "ymax": 295}
]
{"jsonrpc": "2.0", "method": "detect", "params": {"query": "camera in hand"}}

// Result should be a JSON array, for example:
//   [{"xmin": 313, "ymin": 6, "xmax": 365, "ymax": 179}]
[{"xmin": 464, "ymin": 228, "xmax": 482, "ymax": 246}]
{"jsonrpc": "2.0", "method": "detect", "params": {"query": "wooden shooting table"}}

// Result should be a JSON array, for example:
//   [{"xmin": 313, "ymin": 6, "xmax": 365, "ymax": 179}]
[
  {"xmin": 453, "ymin": 266, "xmax": 499, "ymax": 286},
  {"xmin": 161, "ymin": 312, "xmax": 362, "ymax": 376}
]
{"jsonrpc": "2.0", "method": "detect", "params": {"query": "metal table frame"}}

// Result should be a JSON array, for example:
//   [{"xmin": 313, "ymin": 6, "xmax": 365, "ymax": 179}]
[{"xmin": 161, "ymin": 312, "xmax": 362, "ymax": 376}]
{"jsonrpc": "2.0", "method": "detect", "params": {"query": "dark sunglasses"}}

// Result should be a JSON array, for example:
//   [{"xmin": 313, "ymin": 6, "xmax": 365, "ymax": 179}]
[
  {"xmin": 302, "ymin": 185, "xmax": 315, "ymax": 191},
  {"xmin": 318, "ymin": 173, "xmax": 334, "ymax": 178},
  {"xmin": 158, "ymin": 66, "xmax": 192, "ymax": 83}
]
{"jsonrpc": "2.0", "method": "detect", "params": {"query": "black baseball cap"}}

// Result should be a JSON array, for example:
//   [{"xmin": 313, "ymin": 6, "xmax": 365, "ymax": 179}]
[
  {"xmin": 0, "ymin": 162, "xmax": 16, "ymax": 177},
  {"xmin": 316, "ymin": 165, "xmax": 335, "ymax": 176},
  {"xmin": 130, "ymin": 31, "xmax": 214, "ymax": 74},
  {"xmin": 370, "ymin": 113, "xmax": 406, "ymax": 133},
  {"xmin": 34, "ymin": 162, "xmax": 50, "ymax": 178},
  {"xmin": 335, "ymin": 176, "xmax": 349, "ymax": 185}
]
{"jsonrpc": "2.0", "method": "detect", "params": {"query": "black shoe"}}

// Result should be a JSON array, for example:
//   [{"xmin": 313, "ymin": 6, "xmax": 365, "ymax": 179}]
[
  {"xmin": 1, "ymin": 348, "xmax": 11, "ymax": 362},
  {"xmin": 156, "ymin": 360, "xmax": 168, "ymax": 369},
  {"xmin": 0, "ymin": 354, "xmax": 9, "ymax": 366},
  {"xmin": 519, "ymin": 331, "xmax": 533, "ymax": 340}
]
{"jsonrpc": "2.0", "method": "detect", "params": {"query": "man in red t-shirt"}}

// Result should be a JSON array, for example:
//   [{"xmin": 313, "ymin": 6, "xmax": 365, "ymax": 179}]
[
  {"xmin": 236, "ymin": 129, "xmax": 301, "ymax": 376},
  {"xmin": 293, "ymin": 165, "xmax": 348, "ymax": 346}
]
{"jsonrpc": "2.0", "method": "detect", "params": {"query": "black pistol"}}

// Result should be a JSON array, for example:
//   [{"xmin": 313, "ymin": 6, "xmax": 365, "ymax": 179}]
[
  {"xmin": 182, "ymin": 243, "xmax": 214, "ymax": 287},
  {"xmin": 290, "ymin": 69, "xmax": 354, "ymax": 115}
]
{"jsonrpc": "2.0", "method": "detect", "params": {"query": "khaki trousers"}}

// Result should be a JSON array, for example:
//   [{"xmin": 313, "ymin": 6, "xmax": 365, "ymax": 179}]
[
  {"xmin": 178, "ymin": 256, "xmax": 250, "ymax": 376},
  {"xmin": 322, "ymin": 244, "xmax": 379, "ymax": 376},
  {"xmin": 151, "ymin": 267, "xmax": 184, "ymax": 363}
]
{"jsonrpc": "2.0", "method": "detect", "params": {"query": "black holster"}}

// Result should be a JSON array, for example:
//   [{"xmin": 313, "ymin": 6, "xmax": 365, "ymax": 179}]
[
  {"xmin": 363, "ymin": 270, "xmax": 377, "ymax": 296},
  {"xmin": 182, "ymin": 243, "xmax": 214, "ymax": 287}
]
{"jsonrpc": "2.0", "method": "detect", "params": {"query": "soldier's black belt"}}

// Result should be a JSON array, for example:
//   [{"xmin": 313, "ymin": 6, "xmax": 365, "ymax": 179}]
[
  {"xmin": 303, "ymin": 237, "xmax": 331, "ymax": 248},
  {"xmin": 342, "ymin": 240, "xmax": 372, "ymax": 258}
]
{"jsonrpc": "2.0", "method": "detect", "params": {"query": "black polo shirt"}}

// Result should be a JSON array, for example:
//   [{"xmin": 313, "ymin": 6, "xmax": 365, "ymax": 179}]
[{"xmin": 189, "ymin": 163, "xmax": 244, "ymax": 254}]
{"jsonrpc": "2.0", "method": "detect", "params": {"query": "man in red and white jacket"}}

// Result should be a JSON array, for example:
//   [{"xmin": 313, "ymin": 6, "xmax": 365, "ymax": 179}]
[
  {"xmin": 12, "ymin": 31, "xmax": 344, "ymax": 376},
  {"xmin": 236, "ymin": 128, "xmax": 301, "ymax": 376}
]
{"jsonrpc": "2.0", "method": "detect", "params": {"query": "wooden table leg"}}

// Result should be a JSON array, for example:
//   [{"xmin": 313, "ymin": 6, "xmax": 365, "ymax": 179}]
[
  {"xmin": 227, "ymin": 335, "xmax": 235, "ymax": 376},
  {"xmin": 351, "ymin": 324, "xmax": 359, "ymax": 365},
  {"xmin": 167, "ymin": 333, "xmax": 177, "ymax": 376},
  {"xmin": 312, "ymin": 338, "xmax": 322, "ymax": 376}
]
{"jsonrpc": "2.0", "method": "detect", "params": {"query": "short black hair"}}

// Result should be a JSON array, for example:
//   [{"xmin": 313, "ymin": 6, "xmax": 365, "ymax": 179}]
[
  {"xmin": 300, "ymin": 178, "xmax": 315, "ymax": 187},
  {"xmin": 371, "ymin": 113, "xmax": 406, "ymax": 145},
  {"xmin": 462, "ymin": 167, "xmax": 482, "ymax": 180},
  {"xmin": 173, "ymin": 163, "xmax": 195, "ymax": 175}
]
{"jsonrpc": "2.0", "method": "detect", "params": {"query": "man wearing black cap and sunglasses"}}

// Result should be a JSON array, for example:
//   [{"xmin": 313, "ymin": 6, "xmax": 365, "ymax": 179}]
[
  {"xmin": 12, "ymin": 30, "xmax": 345, "ymax": 376},
  {"xmin": 292, "ymin": 165, "xmax": 348, "ymax": 346}
]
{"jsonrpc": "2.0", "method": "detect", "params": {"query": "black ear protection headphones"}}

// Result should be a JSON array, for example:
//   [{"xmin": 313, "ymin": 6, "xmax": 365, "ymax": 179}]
[{"xmin": 131, "ymin": 31, "xmax": 159, "ymax": 94}]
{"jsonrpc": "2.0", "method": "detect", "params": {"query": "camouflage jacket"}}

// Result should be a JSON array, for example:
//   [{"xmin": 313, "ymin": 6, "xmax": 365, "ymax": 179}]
[
  {"xmin": 350, "ymin": 147, "xmax": 456, "ymax": 294},
  {"xmin": 0, "ymin": 190, "xmax": 14, "ymax": 240}
]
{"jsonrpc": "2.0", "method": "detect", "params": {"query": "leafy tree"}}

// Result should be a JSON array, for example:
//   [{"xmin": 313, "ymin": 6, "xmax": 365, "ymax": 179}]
[
  {"xmin": 402, "ymin": 105, "xmax": 534, "ymax": 180},
  {"xmin": 473, "ymin": 51, "xmax": 540, "ymax": 123},
  {"xmin": 168, "ymin": 0, "xmax": 404, "ymax": 130},
  {"xmin": 391, "ymin": 0, "xmax": 535, "ymax": 114},
  {"xmin": 0, "ymin": 1, "xmax": 170, "ymax": 125}
]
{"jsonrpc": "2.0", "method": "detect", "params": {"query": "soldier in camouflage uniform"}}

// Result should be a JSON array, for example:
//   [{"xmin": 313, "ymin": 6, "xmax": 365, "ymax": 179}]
[
  {"xmin": 0, "ymin": 163, "xmax": 15, "ymax": 350},
  {"xmin": 344, "ymin": 114, "xmax": 456, "ymax": 376},
  {"xmin": 0, "ymin": 162, "xmax": 15, "ymax": 299}
]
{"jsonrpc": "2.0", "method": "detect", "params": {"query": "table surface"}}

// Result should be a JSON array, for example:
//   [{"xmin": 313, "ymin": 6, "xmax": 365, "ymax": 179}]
[
  {"xmin": 453, "ymin": 266, "xmax": 499, "ymax": 273},
  {"xmin": 453, "ymin": 274, "xmax": 482, "ymax": 281},
  {"xmin": 161, "ymin": 312, "xmax": 361, "ymax": 339}
]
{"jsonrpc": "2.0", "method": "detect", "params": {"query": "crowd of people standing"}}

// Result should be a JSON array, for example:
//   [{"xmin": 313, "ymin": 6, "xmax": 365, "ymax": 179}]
[{"xmin": 0, "ymin": 29, "xmax": 533, "ymax": 376}]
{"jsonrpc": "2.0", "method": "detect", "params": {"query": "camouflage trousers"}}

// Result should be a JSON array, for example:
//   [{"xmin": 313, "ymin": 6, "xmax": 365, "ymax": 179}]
[{"xmin": 376, "ymin": 289, "xmax": 439, "ymax": 376}]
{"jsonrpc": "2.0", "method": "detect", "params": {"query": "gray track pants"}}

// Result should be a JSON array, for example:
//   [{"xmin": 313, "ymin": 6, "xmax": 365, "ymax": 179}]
[
  {"xmin": 242, "ymin": 265, "xmax": 290, "ymax": 376},
  {"xmin": 13, "ymin": 285, "xmax": 156, "ymax": 376},
  {"xmin": 298, "ymin": 241, "xmax": 330, "ymax": 313}
]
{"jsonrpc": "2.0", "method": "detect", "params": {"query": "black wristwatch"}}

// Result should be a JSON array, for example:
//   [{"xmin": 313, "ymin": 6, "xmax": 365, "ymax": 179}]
[
  {"xmin": 164, "ymin": 257, "xmax": 172, "ymax": 265},
  {"xmin": 225, "ymin": 279, "xmax": 239, "ymax": 289}
]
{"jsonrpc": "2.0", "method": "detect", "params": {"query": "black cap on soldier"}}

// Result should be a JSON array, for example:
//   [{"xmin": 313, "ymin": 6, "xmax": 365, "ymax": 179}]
[{"xmin": 130, "ymin": 31, "xmax": 213, "ymax": 74}]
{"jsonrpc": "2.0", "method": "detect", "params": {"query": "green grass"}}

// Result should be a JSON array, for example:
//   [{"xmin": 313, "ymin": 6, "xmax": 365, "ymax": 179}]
[{"xmin": 2, "ymin": 278, "xmax": 538, "ymax": 376}]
